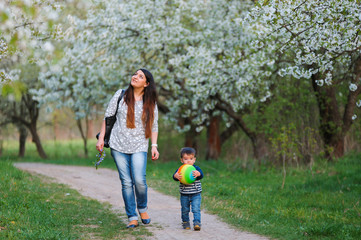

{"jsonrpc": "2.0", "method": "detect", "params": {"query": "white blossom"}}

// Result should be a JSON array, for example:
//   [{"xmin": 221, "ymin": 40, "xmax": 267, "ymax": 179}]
[
  {"xmin": 43, "ymin": 42, "xmax": 55, "ymax": 53},
  {"xmin": 357, "ymin": 100, "xmax": 361, "ymax": 108},
  {"xmin": 349, "ymin": 83, "xmax": 357, "ymax": 92}
]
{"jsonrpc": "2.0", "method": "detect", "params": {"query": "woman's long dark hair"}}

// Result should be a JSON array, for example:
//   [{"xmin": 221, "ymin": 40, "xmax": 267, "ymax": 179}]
[{"xmin": 124, "ymin": 68, "xmax": 157, "ymax": 138}]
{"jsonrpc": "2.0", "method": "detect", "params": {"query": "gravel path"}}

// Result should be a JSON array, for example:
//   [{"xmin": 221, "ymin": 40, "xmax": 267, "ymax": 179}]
[{"xmin": 14, "ymin": 162, "xmax": 269, "ymax": 240}]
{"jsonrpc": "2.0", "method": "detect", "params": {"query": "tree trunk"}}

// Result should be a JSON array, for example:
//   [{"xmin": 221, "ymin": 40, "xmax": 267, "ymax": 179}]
[
  {"xmin": 206, "ymin": 116, "xmax": 221, "ymax": 160},
  {"xmin": 29, "ymin": 123, "xmax": 48, "ymax": 159},
  {"xmin": 76, "ymin": 118, "xmax": 88, "ymax": 157},
  {"xmin": 215, "ymin": 99, "xmax": 269, "ymax": 163},
  {"xmin": 18, "ymin": 124, "xmax": 28, "ymax": 157},
  {"xmin": 179, "ymin": 117, "xmax": 199, "ymax": 151},
  {"xmin": 83, "ymin": 137, "xmax": 88, "ymax": 157},
  {"xmin": 310, "ymin": 56, "xmax": 361, "ymax": 160},
  {"xmin": 312, "ymin": 75, "xmax": 344, "ymax": 160},
  {"xmin": 10, "ymin": 93, "xmax": 48, "ymax": 159},
  {"xmin": 252, "ymin": 134, "xmax": 268, "ymax": 164},
  {"xmin": 87, "ymin": 118, "xmax": 94, "ymax": 139},
  {"xmin": 53, "ymin": 111, "xmax": 59, "ymax": 140},
  {"xmin": 184, "ymin": 126, "xmax": 198, "ymax": 150}
]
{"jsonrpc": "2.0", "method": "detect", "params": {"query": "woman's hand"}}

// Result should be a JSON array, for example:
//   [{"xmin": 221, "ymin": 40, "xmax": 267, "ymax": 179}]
[
  {"xmin": 151, "ymin": 146, "xmax": 159, "ymax": 160},
  {"xmin": 96, "ymin": 120, "xmax": 106, "ymax": 153},
  {"xmin": 96, "ymin": 139, "xmax": 104, "ymax": 153}
]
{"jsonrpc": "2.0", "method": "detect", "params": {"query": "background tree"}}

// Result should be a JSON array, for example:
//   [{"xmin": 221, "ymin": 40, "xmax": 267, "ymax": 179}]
[
  {"xmin": 33, "ymin": 0, "xmax": 217, "ymax": 155},
  {"xmin": 0, "ymin": 0, "xmax": 61, "ymax": 83},
  {"xmin": 0, "ymin": 67, "xmax": 48, "ymax": 158},
  {"xmin": 168, "ymin": 0, "xmax": 277, "ymax": 160},
  {"xmin": 0, "ymin": 0, "xmax": 84, "ymax": 158},
  {"xmin": 244, "ymin": 0, "xmax": 361, "ymax": 160}
]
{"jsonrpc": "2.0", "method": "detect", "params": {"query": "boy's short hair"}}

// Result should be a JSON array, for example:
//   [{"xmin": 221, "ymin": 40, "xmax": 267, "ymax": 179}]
[{"xmin": 180, "ymin": 147, "xmax": 197, "ymax": 158}]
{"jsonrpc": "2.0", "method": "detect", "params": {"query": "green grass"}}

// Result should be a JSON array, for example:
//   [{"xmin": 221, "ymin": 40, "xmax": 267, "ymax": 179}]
[
  {"xmin": 147, "ymin": 154, "xmax": 361, "ymax": 240},
  {"xmin": 0, "ymin": 161, "xmax": 151, "ymax": 239},
  {"xmin": 1, "ymin": 139, "xmax": 360, "ymax": 239},
  {"xmin": 1, "ymin": 129, "xmax": 185, "ymax": 162}
]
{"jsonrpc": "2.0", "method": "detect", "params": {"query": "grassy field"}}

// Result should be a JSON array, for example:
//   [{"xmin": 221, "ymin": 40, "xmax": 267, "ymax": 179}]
[
  {"xmin": 0, "ymin": 161, "xmax": 151, "ymax": 239},
  {"xmin": 1, "ymin": 139, "xmax": 360, "ymax": 239},
  {"xmin": 148, "ymin": 155, "xmax": 361, "ymax": 239}
]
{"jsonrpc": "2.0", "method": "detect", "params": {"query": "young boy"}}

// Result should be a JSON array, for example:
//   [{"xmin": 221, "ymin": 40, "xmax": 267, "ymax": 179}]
[{"xmin": 173, "ymin": 147, "xmax": 204, "ymax": 231}]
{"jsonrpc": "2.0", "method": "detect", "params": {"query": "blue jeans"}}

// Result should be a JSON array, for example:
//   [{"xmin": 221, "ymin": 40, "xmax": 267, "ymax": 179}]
[
  {"xmin": 180, "ymin": 193, "xmax": 201, "ymax": 226},
  {"xmin": 111, "ymin": 149, "xmax": 148, "ymax": 221}
]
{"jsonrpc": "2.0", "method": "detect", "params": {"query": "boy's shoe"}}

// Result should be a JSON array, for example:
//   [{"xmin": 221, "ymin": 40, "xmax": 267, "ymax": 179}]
[
  {"xmin": 182, "ymin": 222, "xmax": 191, "ymax": 230},
  {"xmin": 194, "ymin": 224, "xmax": 201, "ymax": 231}
]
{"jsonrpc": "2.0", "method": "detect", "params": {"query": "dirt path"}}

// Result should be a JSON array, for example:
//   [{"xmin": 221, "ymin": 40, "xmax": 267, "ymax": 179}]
[{"xmin": 14, "ymin": 162, "xmax": 269, "ymax": 240}]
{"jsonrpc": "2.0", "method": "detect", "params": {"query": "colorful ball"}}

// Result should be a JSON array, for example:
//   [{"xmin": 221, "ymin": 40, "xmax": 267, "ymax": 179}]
[{"xmin": 178, "ymin": 164, "xmax": 196, "ymax": 184}]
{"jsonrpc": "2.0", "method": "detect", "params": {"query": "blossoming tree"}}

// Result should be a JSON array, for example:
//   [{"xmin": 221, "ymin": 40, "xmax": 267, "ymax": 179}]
[
  {"xmin": 0, "ymin": 0, "xmax": 63, "ymax": 158},
  {"xmin": 33, "ymin": 0, "xmax": 217, "ymax": 155},
  {"xmin": 244, "ymin": 0, "xmax": 361, "ymax": 159},
  {"xmin": 34, "ymin": 0, "xmax": 281, "ymax": 160},
  {"xmin": 166, "ymin": 0, "xmax": 277, "ymax": 160},
  {"xmin": 0, "ymin": 0, "xmax": 61, "ymax": 83},
  {"xmin": 33, "ymin": 0, "xmax": 361, "ymax": 161}
]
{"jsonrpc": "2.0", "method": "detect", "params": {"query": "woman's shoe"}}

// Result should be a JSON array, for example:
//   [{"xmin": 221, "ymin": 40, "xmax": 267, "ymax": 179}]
[
  {"xmin": 126, "ymin": 220, "xmax": 139, "ymax": 228},
  {"xmin": 140, "ymin": 212, "xmax": 151, "ymax": 224}
]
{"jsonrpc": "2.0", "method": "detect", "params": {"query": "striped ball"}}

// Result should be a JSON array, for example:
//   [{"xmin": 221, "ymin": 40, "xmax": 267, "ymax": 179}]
[{"xmin": 178, "ymin": 164, "xmax": 196, "ymax": 184}]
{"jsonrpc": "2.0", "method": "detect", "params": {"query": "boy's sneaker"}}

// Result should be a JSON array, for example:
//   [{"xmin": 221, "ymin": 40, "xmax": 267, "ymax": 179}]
[
  {"xmin": 194, "ymin": 224, "xmax": 201, "ymax": 231},
  {"xmin": 194, "ymin": 223, "xmax": 201, "ymax": 231},
  {"xmin": 182, "ymin": 222, "xmax": 191, "ymax": 230}
]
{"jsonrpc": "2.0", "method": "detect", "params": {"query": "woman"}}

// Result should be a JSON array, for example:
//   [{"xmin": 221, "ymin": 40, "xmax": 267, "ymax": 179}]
[{"xmin": 96, "ymin": 68, "xmax": 159, "ymax": 228}]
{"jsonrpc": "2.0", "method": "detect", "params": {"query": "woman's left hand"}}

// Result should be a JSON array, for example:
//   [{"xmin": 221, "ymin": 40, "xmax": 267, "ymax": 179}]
[{"xmin": 151, "ymin": 146, "xmax": 159, "ymax": 160}]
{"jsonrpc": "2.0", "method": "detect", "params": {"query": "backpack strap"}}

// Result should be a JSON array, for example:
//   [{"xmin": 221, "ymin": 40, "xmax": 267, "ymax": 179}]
[{"xmin": 114, "ymin": 89, "xmax": 125, "ymax": 116}]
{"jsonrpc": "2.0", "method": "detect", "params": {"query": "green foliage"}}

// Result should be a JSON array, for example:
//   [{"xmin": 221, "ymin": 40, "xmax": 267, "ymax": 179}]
[
  {"xmin": 0, "ymin": 11, "xmax": 9, "ymax": 22},
  {"xmin": 270, "ymin": 125, "xmax": 300, "ymax": 164},
  {"xmin": 1, "ymin": 81, "xmax": 27, "ymax": 101},
  {"xmin": 0, "ymin": 161, "xmax": 150, "ymax": 239}
]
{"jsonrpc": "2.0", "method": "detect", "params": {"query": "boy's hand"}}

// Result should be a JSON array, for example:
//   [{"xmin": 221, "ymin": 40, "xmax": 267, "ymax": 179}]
[
  {"xmin": 174, "ymin": 172, "xmax": 182, "ymax": 181},
  {"xmin": 192, "ymin": 170, "xmax": 200, "ymax": 178}
]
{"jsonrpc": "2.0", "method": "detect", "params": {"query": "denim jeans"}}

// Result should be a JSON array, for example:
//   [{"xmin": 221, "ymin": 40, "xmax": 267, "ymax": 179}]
[
  {"xmin": 111, "ymin": 149, "xmax": 148, "ymax": 221},
  {"xmin": 180, "ymin": 193, "xmax": 201, "ymax": 226}
]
